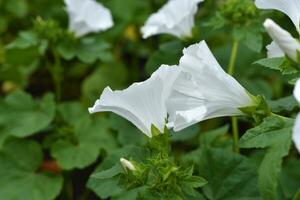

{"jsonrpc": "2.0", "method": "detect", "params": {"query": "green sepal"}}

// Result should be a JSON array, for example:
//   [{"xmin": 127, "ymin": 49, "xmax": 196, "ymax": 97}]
[{"xmin": 239, "ymin": 95, "xmax": 271, "ymax": 124}]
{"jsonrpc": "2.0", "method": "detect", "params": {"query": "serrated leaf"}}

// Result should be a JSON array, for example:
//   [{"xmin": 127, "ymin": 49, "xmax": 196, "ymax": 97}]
[
  {"xmin": 198, "ymin": 148, "xmax": 260, "ymax": 200},
  {"xmin": 0, "ymin": 139, "xmax": 63, "ymax": 200},
  {"xmin": 239, "ymin": 116, "xmax": 293, "ymax": 148},
  {"xmin": 0, "ymin": 91, "xmax": 55, "ymax": 138},
  {"xmin": 239, "ymin": 116, "xmax": 293, "ymax": 200},
  {"xmin": 258, "ymin": 135, "xmax": 291, "ymax": 200}
]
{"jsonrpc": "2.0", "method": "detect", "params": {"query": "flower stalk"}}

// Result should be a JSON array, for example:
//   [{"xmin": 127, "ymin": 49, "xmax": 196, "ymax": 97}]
[{"xmin": 228, "ymin": 40, "xmax": 240, "ymax": 153}]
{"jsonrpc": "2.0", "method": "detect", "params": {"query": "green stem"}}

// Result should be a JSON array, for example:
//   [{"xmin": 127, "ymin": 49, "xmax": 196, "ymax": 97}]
[
  {"xmin": 228, "ymin": 40, "xmax": 239, "ymax": 76},
  {"xmin": 49, "ymin": 49, "xmax": 63, "ymax": 101},
  {"xmin": 228, "ymin": 40, "xmax": 240, "ymax": 153},
  {"xmin": 231, "ymin": 117, "xmax": 239, "ymax": 153}
]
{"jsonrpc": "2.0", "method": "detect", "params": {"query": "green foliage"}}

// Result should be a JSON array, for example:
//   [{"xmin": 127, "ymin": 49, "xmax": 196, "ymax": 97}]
[
  {"xmin": 0, "ymin": 91, "xmax": 55, "ymax": 140},
  {"xmin": 0, "ymin": 139, "xmax": 63, "ymax": 200},
  {"xmin": 49, "ymin": 103, "xmax": 117, "ymax": 170},
  {"xmin": 240, "ymin": 116, "xmax": 294, "ymax": 200},
  {"xmin": 0, "ymin": 0, "xmax": 299, "ymax": 199},
  {"xmin": 198, "ymin": 147, "xmax": 260, "ymax": 200},
  {"xmin": 255, "ymin": 57, "xmax": 298, "ymax": 75}
]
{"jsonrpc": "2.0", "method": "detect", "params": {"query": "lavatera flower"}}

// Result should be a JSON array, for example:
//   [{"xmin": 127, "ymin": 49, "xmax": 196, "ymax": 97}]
[
  {"xmin": 64, "ymin": 0, "xmax": 113, "ymax": 37},
  {"xmin": 293, "ymin": 79, "xmax": 300, "ymax": 153},
  {"xmin": 263, "ymin": 19, "xmax": 300, "ymax": 62},
  {"xmin": 141, "ymin": 0, "xmax": 204, "ymax": 39},
  {"xmin": 167, "ymin": 41, "xmax": 255, "ymax": 131},
  {"xmin": 255, "ymin": 0, "xmax": 300, "ymax": 33},
  {"xmin": 89, "ymin": 65, "xmax": 180, "ymax": 137},
  {"xmin": 255, "ymin": 0, "xmax": 300, "ymax": 62}
]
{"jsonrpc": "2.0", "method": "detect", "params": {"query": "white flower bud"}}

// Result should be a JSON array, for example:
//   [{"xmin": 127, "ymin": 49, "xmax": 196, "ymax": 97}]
[{"xmin": 120, "ymin": 158, "xmax": 136, "ymax": 172}]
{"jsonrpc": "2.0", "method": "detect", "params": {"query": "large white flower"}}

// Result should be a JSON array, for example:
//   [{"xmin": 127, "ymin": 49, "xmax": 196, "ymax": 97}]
[
  {"xmin": 263, "ymin": 19, "xmax": 300, "ymax": 62},
  {"xmin": 64, "ymin": 0, "xmax": 113, "ymax": 37},
  {"xmin": 293, "ymin": 79, "xmax": 300, "ymax": 153},
  {"xmin": 89, "ymin": 65, "xmax": 180, "ymax": 137},
  {"xmin": 167, "ymin": 41, "xmax": 254, "ymax": 131},
  {"xmin": 255, "ymin": 0, "xmax": 300, "ymax": 33},
  {"xmin": 141, "ymin": 0, "xmax": 204, "ymax": 39}
]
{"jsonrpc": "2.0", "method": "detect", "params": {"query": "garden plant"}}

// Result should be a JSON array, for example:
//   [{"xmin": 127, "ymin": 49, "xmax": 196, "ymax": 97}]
[{"xmin": 0, "ymin": 0, "xmax": 300, "ymax": 199}]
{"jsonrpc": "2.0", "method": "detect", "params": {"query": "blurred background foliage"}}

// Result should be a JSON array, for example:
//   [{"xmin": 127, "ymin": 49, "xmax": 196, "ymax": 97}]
[{"xmin": 0, "ymin": 0, "xmax": 299, "ymax": 199}]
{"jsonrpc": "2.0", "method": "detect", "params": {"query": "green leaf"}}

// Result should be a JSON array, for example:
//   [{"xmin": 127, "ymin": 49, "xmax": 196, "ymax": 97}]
[
  {"xmin": 50, "ymin": 118, "xmax": 115, "ymax": 170},
  {"xmin": 239, "ymin": 116, "xmax": 293, "ymax": 148},
  {"xmin": 258, "ymin": 139, "xmax": 291, "ymax": 200},
  {"xmin": 91, "ymin": 164, "xmax": 123, "ymax": 179},
  {"xmin": 0, "ymin": 139, "xmax": 63, "ymax": 200},
  {"xmin": 233, "ymin": 25, "xmax": 263, "ymax": 53},
  {"xmin": 145, "ymin": 41, "xmax": 184, "ymax": 75},
  {"xmin": 109, "ymin": 114, "xmax": 145, "ymax": 146},
  {"xmin": 6, "ymin": 31, "xmax": 38, "ymax": 49},
  {"xmin": 279, "ymin": 160, "xmax": 300, "ymax": 199},
  {"xmin": 82, "ymin": 64, "xmax": 128, "ymax": 104},
  {"xmin": 0, "ymin": 91, "xmax": 55, "ymax": 138},
  {"xmin": 239, "ymin": 116, "xmax": 293, "ymax": 200},
  {"xmin": 171, "ymin": 124, "xmax": 200, "ymax": 142},
  {"xmin": 269, "ymin": 96, "xmax": 298, "ymax": 113},
  {"xmin": 76, "ymin": 37, "xmax": 112, "ymax": 63},
  {"xmin": 255, "ymin": 57, "xmax": 298, "ymax": 75},
  {"xmin": 50, "ymin": 103, "xmax": 117, "ymax": 170},
  {"xmin": 198, "ymin": 147, "xmax": 260, "ymax": 200},
  {"xmin": 200, "ymin": 125, "xmax": 230, "ymax": 147}
]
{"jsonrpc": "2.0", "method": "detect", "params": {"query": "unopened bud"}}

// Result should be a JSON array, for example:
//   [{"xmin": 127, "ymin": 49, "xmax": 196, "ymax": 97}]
[{"xmin": 120, "ymin": 158, "xmax": 136, "ymax": 173}]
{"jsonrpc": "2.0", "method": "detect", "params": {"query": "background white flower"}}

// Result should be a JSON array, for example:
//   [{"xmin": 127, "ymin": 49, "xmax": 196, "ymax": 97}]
[
  {"xmin": 64, "ymin": 0, "xmax": 114, "ymax": 37},
  {"xmin": 264, "ymin": 19, "xmax": 300, "ymax": 62},
  {"xmin": 255, "ymin": 0, "xmax": 300, "ymax": 33},
  {"xmin": 141, "ymin": 0, "xmax": 204, "ymax": 39},
  {"xmin": 167, "ymin": 41, "xmax": 253, "ymax": 131},
  {"xmin": 293, "ymin": 79, "xmax": 300, "ymax": 153},
  {"xmin": 89, "ymin": 65, "xmax": 180, "ymax": 137}
]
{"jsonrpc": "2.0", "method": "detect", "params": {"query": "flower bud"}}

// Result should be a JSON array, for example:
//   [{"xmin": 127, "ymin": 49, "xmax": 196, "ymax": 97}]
[{"xmin": 120, "ymin": 158, "xmax": 136, "ymax": 173}]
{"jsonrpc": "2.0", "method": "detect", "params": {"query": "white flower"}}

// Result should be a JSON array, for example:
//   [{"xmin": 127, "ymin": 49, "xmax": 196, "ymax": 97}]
[
  {"xmin": 263, "ymin": 19, "xmax": 300, "ymax": 62},
  {"xmin": 120, "ymin": 158, "xmax": 136, "ymax": 172},
  {"xmin": 141, "ymin": 0, "xmax": 204, "ymax": 39},
  {"xmin": 64, "ymin": 0, "xmax": 113, "ymax": 37},
  {"xmin": 293, "ymin": 79, "xmax": 300, "ymax": 103},
  {"xmin": 293, "ymin": 79, "xmax": 300, "ymax": 153},
  {"xmin": 266, "ymin": 41, "xmax": 284, "ymax": 58},
  {"xmin": 167, "ymin": 41, "xmax": 254, "ymax": 131},
  {"xmin": 255, "ymin": 0, "xmax": 300, "ymax": 33},
  {"xmin": 89, "ymin": 65, "xmax": 180, "ymax": 137}
]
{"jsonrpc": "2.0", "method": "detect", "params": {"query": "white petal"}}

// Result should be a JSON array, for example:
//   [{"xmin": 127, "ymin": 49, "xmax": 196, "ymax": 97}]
[
  {"xmin": 255, "ymin": 0, "xmax": 300, "ymax": 33},
  {"xmin": 293, "ymin": 113, "xmax": 300, "ymax": 153},
  {"xmin": 266, "ymin": 41, "xmax": 284, "ymax": 58},
  {"xmin": 293, "ymin": 79, "xmax": 300, "ymax": 103},
  {"xmin": 64, "ymin": 0, "xmax": 113, "ymax": 37},
  {"xmin": 141, "ymin": 0, "xmax": 204, "ymax": 39},
  {"xmin": 264, "ymin": 19, "xmax": 300, "ymax": 62},
  {"xmin": 167, "ymin": 41, "xmax": 253, "ymax": 131},
  {"xmin": 89, "ymin": 65, "xmax": 180, "ymax": 137}
]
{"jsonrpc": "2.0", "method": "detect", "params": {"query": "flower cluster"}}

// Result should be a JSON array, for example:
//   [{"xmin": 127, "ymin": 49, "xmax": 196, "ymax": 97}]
[
  {"xmin": 89, "ymin": 41, "xmax": 255, "ymax": 137},
  {"xmin": 64, "ymin": 0, "xmax": 203, "ymax": 39}
]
